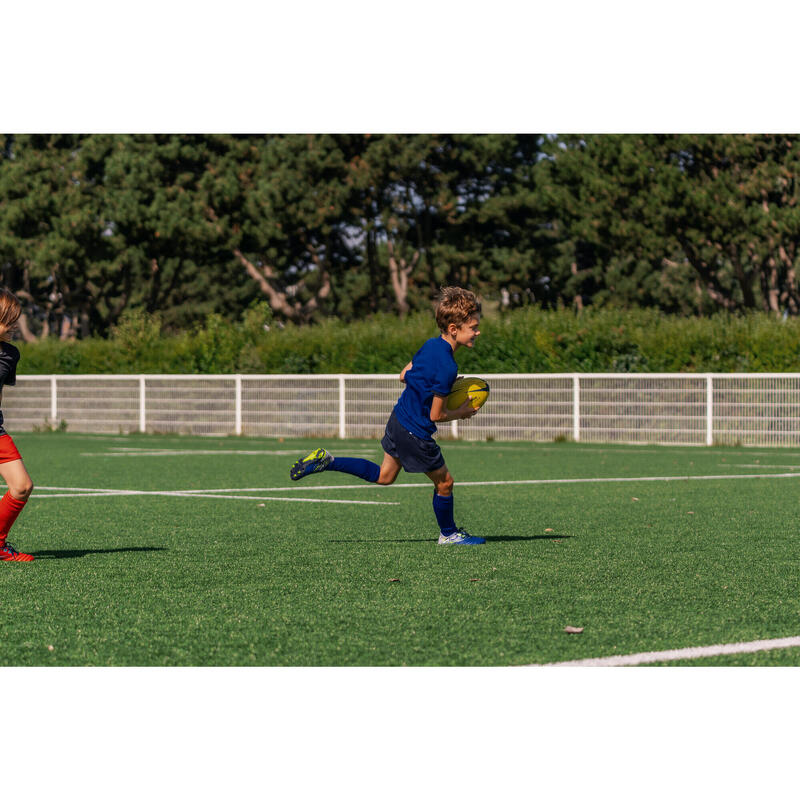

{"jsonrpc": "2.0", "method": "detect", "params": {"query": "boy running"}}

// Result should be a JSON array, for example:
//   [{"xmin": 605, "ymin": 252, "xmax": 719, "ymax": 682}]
[
  {"xmin": 290, "ymin": 286, "xmax": 485, "ymax": 545},
  {"xmin": 0, "ymin": 289, "xmax": 35, "ymax": 562}
]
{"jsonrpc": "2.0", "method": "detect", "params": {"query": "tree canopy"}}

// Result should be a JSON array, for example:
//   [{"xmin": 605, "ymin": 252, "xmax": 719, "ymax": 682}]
[{"xmin": 2, "ymin": 133, "xmax": 799, "ymax": 339}]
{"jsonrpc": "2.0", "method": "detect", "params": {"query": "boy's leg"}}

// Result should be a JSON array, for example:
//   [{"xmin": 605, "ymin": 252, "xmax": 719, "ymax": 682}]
[
  {"xmin": 426, "ymin": 463, "xmax": 485, "ymax": 545},
  {"xmin": 427, "ymin": 464, "xmax": 456, "ymax": 532},
  {"xmin": 375, "ymin": 451, "xmax": 402, "ymax": 485},
  {"xmin": 0, "ymin": 457, "xmax": 35, "ymax": 562},
  {"xmin": 290, "ymin": 448, "xmax": 400, "ymax": 484}
]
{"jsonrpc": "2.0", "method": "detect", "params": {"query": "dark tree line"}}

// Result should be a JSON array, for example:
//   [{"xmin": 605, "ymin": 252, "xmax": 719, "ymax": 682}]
[{"xmin": 2, "ymin": 133, "xmax": 799, "ymax": 339}]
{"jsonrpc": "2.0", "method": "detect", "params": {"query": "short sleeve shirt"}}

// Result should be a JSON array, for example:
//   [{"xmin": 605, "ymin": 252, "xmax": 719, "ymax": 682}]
[
  {"xmin": 393, "ymin": 336, "xmax": 458, "ymax": 440},
  {"xmin": 0, "ymin": 342, "xmax": 19, "ymax": 434}
]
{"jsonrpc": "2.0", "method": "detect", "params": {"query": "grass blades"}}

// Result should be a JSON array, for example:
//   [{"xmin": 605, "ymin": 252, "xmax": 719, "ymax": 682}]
[{"xmin": 3, "ymin": 433, "xmax": 800, "ymax": 666}]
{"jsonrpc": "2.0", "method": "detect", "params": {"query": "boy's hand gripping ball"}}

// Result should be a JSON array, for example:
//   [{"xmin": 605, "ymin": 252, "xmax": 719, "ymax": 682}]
[{"xmin": 446, "ymin": 377, "xmax": 490, "ymax": 411}]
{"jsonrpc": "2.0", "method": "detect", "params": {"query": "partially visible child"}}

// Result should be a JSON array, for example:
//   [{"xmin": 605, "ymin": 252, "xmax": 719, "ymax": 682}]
[
  {"xmin": 290, "ymin": 286, "xmax": 485, "ymax": 545},
  {"xmin": 0, "ymin": 289, "xmax": 35, "ymax": 562}
]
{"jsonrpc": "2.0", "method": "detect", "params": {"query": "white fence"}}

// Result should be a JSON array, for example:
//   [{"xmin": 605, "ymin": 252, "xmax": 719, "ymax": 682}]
[{"xmin": 5, "ymin": 373, "xmax": 800, "ymax": 447}]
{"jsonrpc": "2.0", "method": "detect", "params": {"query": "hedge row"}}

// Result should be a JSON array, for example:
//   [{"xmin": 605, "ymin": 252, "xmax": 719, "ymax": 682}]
[{"xmin": 15, "ymin": 307, "xmax": 800, "ymax": 375}]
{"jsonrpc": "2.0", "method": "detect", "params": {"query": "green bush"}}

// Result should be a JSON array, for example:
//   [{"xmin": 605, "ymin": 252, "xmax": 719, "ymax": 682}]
[{"xmin": 14, "ymin": 308, "xmax": 800, "ymax": 374}]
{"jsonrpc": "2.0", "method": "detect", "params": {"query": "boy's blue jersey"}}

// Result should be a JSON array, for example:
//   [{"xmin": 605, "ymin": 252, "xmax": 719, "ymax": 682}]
[{"xmin": 394, "ymin": 336, "xmax": 458, "ymax": 440}]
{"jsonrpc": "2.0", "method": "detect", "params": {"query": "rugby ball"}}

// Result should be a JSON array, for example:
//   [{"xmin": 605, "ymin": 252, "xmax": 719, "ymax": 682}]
[{"xmin": 446, "ymin": 377, "xmax": 490, "ymax": 411}]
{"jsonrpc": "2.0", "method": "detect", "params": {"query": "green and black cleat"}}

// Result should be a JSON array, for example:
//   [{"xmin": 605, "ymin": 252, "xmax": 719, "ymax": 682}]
[{"xmin": 290, "ymin": 448, "xmax": 333, "ymax": 481}]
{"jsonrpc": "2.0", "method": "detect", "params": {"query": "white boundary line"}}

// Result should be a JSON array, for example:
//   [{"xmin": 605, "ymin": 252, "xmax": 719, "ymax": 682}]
[
  {"xmin": 31, "ymin": 468, "xmax": 800, "ymax": 504},
  {"xmin": 166, "ymin": 471, "xmax": 800, "ymax": 494},
  {"xmin": 31, "ymin": 486, "xmax": 398, "ymax": 505},
  {"xmin": 537, "ymin": 635, "xmax": 800, "ymax": 666},
  {"xmin": 731, "ymin": 464, "xmax": 800, "ymax": 469},
  {"xmin": 38, "ymin": 486, "xmax": 123, "ymax": 493},
  {"xmin": 80, "ymin": 448, "xmax": 377, "ymax": 457},
  {"xmin": 30, "ymin": 468, "xmax": 800, "ymax": 506},
  {"xmin": 172, "ymin": 493, "xmax": 398, "ymax": 505}
]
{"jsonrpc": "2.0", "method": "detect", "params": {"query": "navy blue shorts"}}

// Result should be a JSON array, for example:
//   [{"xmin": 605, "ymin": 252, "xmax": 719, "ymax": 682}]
[{"xmin": 381, "ymin": 410, "xmax": 445, "ymax": 474}]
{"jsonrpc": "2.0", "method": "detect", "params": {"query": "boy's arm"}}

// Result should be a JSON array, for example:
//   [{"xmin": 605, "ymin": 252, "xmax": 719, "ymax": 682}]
[
  {"xmin": 399, "ymin": 361, "xmax": 413, "ymax": 382},
  {"xmin": 429, "ymin": 394, "xmax": 477, "ymax": 422}
]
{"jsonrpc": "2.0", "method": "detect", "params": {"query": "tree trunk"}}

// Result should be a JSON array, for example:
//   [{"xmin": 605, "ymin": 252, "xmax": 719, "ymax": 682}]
[
  {"xmin": 16, "ymin": 312, "xmax": 38, "ymax": 343},
  {"xmin": 387, "ymin": 240, "xmax": 419, "ymax": 316},
  {"xmin": 59, "ymin": 314, "xmax": 75, "ymax": 340},
  {"xmin": 764, "ymin": 255, "xmax": 781, "ymax": 314},
  {"xmin": 234, "ymin": 248, "xmax": 331, "ymax": 324},
  {"xmin": 729, "ymin": 246, "xmax": 756, "ymax": 309},
  {"xmin": 80, "ymin": 310, "xmax": 91, "ymax": 338},
  {"xmin": 674, "ymin": 237, "xmax": 740, "ymax": 312},
  {"xmin": 234, "ymin": 248, "xmax": 301, "ymax": 321},
  {"xmin": 571, "ymin": 261, "xmax": 584, "ymax": 311}
]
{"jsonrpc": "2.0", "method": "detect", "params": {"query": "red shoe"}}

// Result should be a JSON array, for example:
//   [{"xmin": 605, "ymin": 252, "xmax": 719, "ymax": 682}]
[{"xmin": 0, "ymin": 543, "xmax": 34, "ymax": 562}]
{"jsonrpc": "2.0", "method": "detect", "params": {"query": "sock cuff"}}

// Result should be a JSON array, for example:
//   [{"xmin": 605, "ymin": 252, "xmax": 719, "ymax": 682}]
[{"xmin": 2, "ymin": 491, "xmax": 27, "ymax": 510}]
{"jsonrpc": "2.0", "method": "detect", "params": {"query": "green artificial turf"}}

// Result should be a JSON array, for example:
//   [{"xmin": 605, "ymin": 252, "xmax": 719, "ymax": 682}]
[{"xmin": 3, "ymin": 432, "xmax": 800, "ymax": 666}]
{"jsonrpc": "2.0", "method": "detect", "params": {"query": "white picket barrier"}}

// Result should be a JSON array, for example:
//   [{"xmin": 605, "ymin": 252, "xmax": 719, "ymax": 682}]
[{"xmin": 5, "ymin": 373, "xmax": 800, "ymax": 446}]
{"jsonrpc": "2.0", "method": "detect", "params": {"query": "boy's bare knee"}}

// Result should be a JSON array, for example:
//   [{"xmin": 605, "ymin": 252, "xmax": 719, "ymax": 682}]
[
  {"xmin": 10, "ymin": 482, "xmax": 33, "ymax": 501},
  {"xmin": 436, "ymin": 476, "xmax": 454, "ymax": 496},
  {"xmin": 377, "ymin": 470, "xmax": 397, "ymax": 486}
]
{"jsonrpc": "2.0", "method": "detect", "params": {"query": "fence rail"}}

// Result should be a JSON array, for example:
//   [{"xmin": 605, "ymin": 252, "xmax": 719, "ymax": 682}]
[{"xmin": 7, "ymin": 373, "xmax": 800, "ymax": 446}]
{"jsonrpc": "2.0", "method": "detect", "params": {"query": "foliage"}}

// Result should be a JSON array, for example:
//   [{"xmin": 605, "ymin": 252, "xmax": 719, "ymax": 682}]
[
  {"xmin": 543, "ymin": 134, "xmax": 800, "ymax": 315},
  {"xmin": 5, "ymin": 134, "xmax": 800, "ymax": 337},
  {"xmin": 111, "ymin": 307, "xmax": 162, "ymax": 350},
  {"xmin": 14, "ymin": 306, "xmax": 800, "ymax": 374}
]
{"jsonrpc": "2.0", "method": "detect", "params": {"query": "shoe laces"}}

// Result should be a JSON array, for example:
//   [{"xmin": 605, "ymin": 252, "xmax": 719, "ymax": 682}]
[{"xmin": 1, "ymin": 542, "xmax": 18, "ymax": 555}]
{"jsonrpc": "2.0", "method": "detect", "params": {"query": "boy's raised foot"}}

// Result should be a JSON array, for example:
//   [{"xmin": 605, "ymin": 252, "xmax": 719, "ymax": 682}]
[
  {"xmin": 290, "ymin": 448, "xmax": 333, "ymax": 481},
  {"xmin": 437, "ymin": 528, "xmax": 486, "ymax": 545},
  {"xmin": 0, "ymin": 542, "xmax": 34, "ymax": 562}
]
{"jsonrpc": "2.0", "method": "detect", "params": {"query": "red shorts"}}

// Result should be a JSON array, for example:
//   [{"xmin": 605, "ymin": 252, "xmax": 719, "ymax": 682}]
[{"xmin": 0, "ymin": 434, "xmax": 22, "ymax": 464}]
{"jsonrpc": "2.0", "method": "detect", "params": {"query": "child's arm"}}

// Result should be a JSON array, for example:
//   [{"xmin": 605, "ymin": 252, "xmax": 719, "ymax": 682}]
[
  {"xmin": 399, "ymin": 361, "xmax": 413, "ymax": 382},
  {"xmin": 429, "ymin": 394, "xmax": 477, "ymax": 423}
]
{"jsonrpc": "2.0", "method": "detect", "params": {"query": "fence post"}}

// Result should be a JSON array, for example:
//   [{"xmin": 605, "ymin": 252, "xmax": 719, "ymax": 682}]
[
  {"xmin": 139, "ymin": 376, "xmax": 146, "ymax": 433},
  {"xmin": 50, "ymin": 375, "xmax": 57, "ymax": 426},
  {"xmin": 706, "ymin": 374, "xmax": 713, "ymax": 446},
  {"xmin": 338, "ymin": 375, "xmax": 346, "ymax": 439},
  {"xmin": 572, "ymin": 374, "xmax": 580, "ymax": 442},
  {"xmin": 451, "ymin": 419, "xmax": 458, "ymax": 439},
  {"xmin": 234, "ymin": 375, "xmax": 243, "ymax": 435}
]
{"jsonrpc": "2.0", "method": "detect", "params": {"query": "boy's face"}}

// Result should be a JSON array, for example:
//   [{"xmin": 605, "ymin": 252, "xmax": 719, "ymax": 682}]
[{"xmin": 448, "ymin": 314, "xmax": 481, "ymax": 348}]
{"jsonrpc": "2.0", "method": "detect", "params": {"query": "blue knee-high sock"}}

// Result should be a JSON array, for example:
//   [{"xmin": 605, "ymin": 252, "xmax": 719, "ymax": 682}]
[
  {"xmin": 327, "ymin": 456, "xmax": 380, "ymax": 483},
  {"xmin": 433, "ymin": 492, "xmax": 456, "ymax": 534}
]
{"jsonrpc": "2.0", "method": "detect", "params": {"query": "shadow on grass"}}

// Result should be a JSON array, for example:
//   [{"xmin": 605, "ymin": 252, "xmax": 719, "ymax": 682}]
[
  {"xmin": 30, "ymin": 546, "xmax": 168, "ymax": 560},
  {"xmin": 329, "ymin": 534, "xmax": 572, "ymax": 544}
]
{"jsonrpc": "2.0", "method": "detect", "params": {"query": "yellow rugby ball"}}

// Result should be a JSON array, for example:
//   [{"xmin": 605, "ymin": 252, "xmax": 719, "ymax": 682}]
[{"xmin": 446, "ymin": 377, "xmax": 490, "ymax": 411}]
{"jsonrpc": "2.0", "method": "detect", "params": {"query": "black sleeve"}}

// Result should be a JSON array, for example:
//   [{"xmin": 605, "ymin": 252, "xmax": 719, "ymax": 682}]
[{"xmin": 0, "ymin": 343, "xmax": 20, "ymax": 388}]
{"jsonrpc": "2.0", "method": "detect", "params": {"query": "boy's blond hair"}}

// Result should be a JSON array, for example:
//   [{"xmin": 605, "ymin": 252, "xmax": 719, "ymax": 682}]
[
  {"xmin": 435, "ymin": 286, "xmax": 481, "ymax": 332},
  {"xmin": 0, "ymin": 289, "xmax": 21, "ymax": 342}
]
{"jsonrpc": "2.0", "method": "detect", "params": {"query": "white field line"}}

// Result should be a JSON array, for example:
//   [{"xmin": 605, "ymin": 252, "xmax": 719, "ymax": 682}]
[
  {"xmin": 543, "ymin": 446, "xmax": 800, "ymax": 456},
  {"xmin": 730, "ymin": 464, "xmax": 800, "ymax": 469},
  {"xmin": 169, "ymin": 493, "xmax": 397, "ymax": 505},
  {"xmin": 168, "ymin": 471, "xmax": 800, "ymax": 494},
  {"xmin": 450, "ymin": 445, "xmax": 800, "ymax": 457},
  {"xmin": 31, "ymin": 488, "xmax": 397, "ymax": 505},
  {"xmin": 537, "ymin": 635, "xmax": 800, "ymax": 667},
  {"xmin": 32, "ymin": 470, "xmax": 800, "ymax": 503},
  {"xmin": 38, "ymin": 485, "xmax": 124, "ymax": 493},
  {"xmin": 34, "ymin": 492, "xmax": 154, "ymax": 498},
  {"xmin": 108, "ymin": 447, "xmax": 375, "ymax": 452}
]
